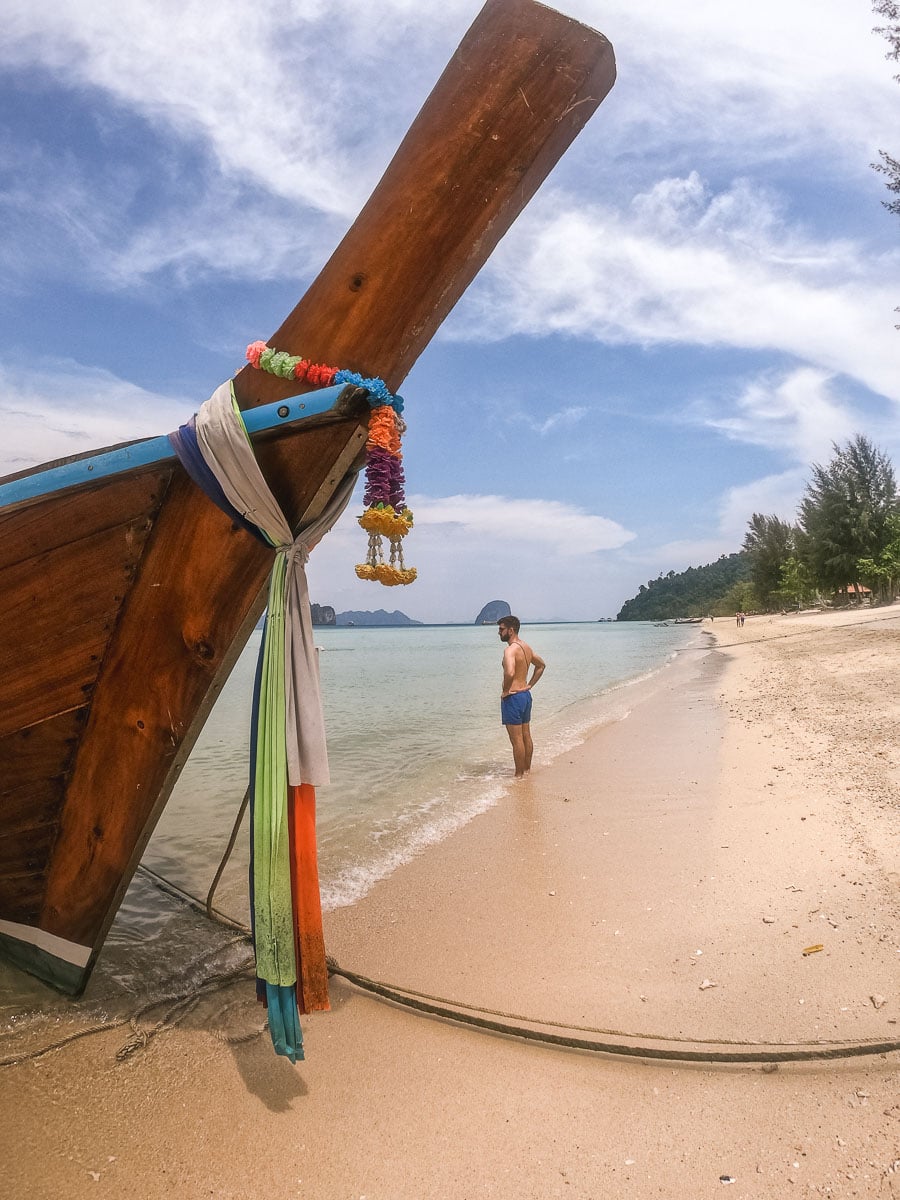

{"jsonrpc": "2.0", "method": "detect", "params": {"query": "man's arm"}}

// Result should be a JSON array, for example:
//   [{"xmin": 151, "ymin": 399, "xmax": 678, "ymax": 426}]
[
  {"xmin": 527, "ymin": 652, "xmax": 546, "ymax": 689},
  {"xmin": 501, "ymin": 644, "xmax": 517, "ymax": 696}
]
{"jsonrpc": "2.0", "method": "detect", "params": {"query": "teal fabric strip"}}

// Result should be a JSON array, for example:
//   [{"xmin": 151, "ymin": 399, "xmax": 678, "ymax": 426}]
[{"xmin": 266, "ymin": 982, "xmax": 305, "ymax": 1062}]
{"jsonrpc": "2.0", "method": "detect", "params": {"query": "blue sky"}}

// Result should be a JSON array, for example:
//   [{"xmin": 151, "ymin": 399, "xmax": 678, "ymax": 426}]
[{"xmin": 1, "ymin": 0, "xmax": 898, "ymax": 622}]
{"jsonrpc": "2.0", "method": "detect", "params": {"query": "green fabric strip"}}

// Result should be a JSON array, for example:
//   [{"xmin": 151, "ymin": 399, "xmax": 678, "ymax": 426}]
[{"xmin": 252, "ymin": 552, "xmax": 297, "ymax": 987}]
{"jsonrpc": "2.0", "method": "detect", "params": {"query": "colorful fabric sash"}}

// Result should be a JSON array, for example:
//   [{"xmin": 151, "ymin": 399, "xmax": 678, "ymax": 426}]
[{"xmin": 170, "ymin": 381, "xmax": 354, "ymax": 1061}]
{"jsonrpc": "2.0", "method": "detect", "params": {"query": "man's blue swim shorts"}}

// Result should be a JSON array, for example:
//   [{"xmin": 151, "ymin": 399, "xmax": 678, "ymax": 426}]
[{"xmin": 501, "ymin": 690, "xmax": 533, "ymax": 726}]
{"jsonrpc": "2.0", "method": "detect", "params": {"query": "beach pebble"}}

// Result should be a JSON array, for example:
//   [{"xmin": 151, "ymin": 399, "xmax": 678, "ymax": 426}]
[
  {"xmin": 719, "ymin": 1176, "xmax": 736, "ymax": 1185},
  {"xmin": 699, "ymin": 979, "xmax": 717, "ymax": 990},
  {"xmin": 870, "ymin": 994, "xmax": 887, "ymax": 1010}
]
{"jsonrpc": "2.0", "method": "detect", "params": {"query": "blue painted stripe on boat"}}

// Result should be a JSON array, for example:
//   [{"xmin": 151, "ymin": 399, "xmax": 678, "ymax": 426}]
[{"xmin": 0, "ymin": 384, "xmax": 354, "ymax": 511}]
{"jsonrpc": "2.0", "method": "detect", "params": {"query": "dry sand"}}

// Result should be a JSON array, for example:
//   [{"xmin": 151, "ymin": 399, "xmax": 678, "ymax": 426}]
[{"xmin": 2, "ymin": 608, "xmax": 898, "ymax": 1199}]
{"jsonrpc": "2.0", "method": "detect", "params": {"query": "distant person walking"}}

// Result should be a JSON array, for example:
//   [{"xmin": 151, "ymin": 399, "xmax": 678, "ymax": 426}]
[{"xmin": 497, "ymin": 616, "xmax": 546, "ymax": 777}]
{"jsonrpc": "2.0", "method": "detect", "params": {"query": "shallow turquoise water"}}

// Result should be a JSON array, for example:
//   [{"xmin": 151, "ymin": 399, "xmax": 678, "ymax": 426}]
[{"xmin": 148, "ymin": 621, "xmax": 698, "ymax": 915}]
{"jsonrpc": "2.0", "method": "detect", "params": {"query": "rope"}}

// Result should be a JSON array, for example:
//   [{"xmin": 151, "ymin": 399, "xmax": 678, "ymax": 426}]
[
  {"xmin": 136, "ymin": 862, "xmax": 249, "ymax": 935},
  {"xmin": 133, "ymin": 865, "xmax": 900, "ymax": 1068},
  {"xmin": 0, "ymin": 954, "xmax": 259, "ymax": 1068},
  {"xmin": 4, "ymin": 861, "xmax": 897, "ymax": 1069},
  {"xmin": 676, "ymin": 608, "xmax": 900, "ymax": 651},
  {"xmin": 326, "ymin": 959, "xmax": 900, "ymax": 1066},
  {"xmin": 206, "ymin": 784, "xmax": 251, "ymax": 920}
]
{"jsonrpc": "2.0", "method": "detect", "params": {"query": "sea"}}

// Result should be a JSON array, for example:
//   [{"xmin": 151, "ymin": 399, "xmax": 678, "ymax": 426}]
[{"xmin": 0, "ymin": 621, "xmax": 702, "ymax": 1028}]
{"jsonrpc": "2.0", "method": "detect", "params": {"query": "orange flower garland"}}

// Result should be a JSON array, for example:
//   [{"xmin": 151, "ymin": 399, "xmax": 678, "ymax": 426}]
[{"xmin": 246, "ymin": 340, "xmax": 416, "ymax": 586}]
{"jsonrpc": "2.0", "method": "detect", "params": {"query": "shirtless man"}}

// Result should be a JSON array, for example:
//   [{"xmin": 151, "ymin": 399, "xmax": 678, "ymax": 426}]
[{"xmin": 497, "ymin": 616, "xmax": 546, "ymax": 776}]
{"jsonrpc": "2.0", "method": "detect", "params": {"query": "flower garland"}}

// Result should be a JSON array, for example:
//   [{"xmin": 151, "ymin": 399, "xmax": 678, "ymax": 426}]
[{"xmin": 245, "ymin": 342, "xmax": 416, "ymax": 586}]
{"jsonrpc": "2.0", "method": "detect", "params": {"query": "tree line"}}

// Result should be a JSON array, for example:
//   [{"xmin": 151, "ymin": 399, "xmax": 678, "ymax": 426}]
[
  {"xmin": 616, "ymin": 434, "xmax": 899, "ymax": 621},
  {"xmin": 616, "ymin": 554, "xmax": 753, "ymax": 621},
  {"xmin": 743, "ymin": 434, "xmax": 900, "ymax": 610}
]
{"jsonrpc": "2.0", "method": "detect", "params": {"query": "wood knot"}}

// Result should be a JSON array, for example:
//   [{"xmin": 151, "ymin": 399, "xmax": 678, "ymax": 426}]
[
  {"xmin": 349, "ymin": 272, "xmax": 366, "ymax": 292},
  {"xmin": 194, "ymin": 639, "xmax": 215, "ymax": 660}
]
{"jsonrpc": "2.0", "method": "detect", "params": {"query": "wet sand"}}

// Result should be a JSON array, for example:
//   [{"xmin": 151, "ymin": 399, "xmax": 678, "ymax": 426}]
[{"xmin": 2, "ymin": 608, "xmax": 898, "ymax": 1198}]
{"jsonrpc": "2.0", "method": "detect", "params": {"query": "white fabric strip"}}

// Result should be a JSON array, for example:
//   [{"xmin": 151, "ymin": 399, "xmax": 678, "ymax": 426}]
[
  {"xmin": 0, "ymin": 917, "xmax": 92, "ymax": 967},
  {"xmin": 195, "ymin": 381, "xmax": 356, "ymax": 786}
]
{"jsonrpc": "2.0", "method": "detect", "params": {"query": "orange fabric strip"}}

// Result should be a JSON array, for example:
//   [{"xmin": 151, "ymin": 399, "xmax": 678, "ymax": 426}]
[{"xmin": 289, "ymin": 783, "xmax": 330, "ymax": 1013}]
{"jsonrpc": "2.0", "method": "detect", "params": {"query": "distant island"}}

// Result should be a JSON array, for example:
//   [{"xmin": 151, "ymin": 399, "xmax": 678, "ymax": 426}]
[
  {"xmin": 474, "ymin": 600, "xmax": 511, "ymax": 624},
  {"xmin": 334, "ymin": 609, "xmax": 423, "ymax": 626}
]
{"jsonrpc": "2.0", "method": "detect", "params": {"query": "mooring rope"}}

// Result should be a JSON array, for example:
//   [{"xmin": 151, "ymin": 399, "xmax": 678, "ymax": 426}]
[
  {"xmin": 677, "ymin": 608, "xmax": 900, "ymax": 651},
  {"xmin": 8, "ymin": 760, "xmax": 898, "ymax": 1072},
  {"xmin": 0, "ymin": 953, "xmax": 259, "ymax": 1068},
  {"xmin": 145, "ymin": 864, "xmax": 900, "ymax": 1066},
  {"xmin": 325, "ymin": 958, "xmax": 900, "ymax": 1066}
]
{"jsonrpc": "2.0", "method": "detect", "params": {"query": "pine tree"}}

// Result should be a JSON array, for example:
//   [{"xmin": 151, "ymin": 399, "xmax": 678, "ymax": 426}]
[
  {"xmin": 742, "ymin": 513, "xmax": 796, "ymax": 609},
  {"xmin": 798, "ymin": 435, "xmax": 898, "ymax": 593}
]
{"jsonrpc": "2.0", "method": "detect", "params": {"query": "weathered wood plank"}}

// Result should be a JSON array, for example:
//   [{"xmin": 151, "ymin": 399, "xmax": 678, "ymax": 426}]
[
  {"xmin": 0, "ymin": 627, "xmax": 111, "ymax": 741},
  {"xmin": 0, "ymin": 469, "xmax": 172, "ymax": 570},
  {"xmin": 0, "ymin": 872, "xmax": 45, "ymax": 924},
  {"xmin": 0, "ymin": 779, "xmax": 65, "ymax": 835},
  {"xmin": 0, "ymin": 824, "xmax": 57, "ymax": 876},
  {"xmin": 0, "ymin": 522, "xmax": 156, "ymax": 738},
  {"xmin": 0, "ymin": 710, "xmax": 85, "ymax": 800}
]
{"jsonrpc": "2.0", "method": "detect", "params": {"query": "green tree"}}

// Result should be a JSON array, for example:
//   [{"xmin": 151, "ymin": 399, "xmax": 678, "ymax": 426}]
[
  {"xmin": 777, "ymin": 556, "xmax": 816, "ymax": 610},
  {"xmin": 872, "ymin": 1, "xmax": 900, "ymax": 217},
  {"xmin": 712, "ymin": 580, "xmax": 759, "ymax": 618},
  {"xmin": 742, "ymin": 512, "xmax": 795, "ymax": 609},
  {"xmin": 799, "ymin": 434, "xmax": 898, "ymax": 595},
  {"xmin": 616, "ymin": 553, "xmax": 752, "ymax": 620},
  {"xmin": 856, "ymin": 513, "xmax": 900, "ymax": 601},
  {"xmin": 873, "ymin": 1, "xmax": 900, "ymax": 325}
]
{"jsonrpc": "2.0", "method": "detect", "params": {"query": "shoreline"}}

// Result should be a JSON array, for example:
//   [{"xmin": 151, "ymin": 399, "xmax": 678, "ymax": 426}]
[
  {"xmin": 3, "ymin": 609, "xmax": 899, "ymax": 1198},
  {"xmin": 320, "ymin": 628, "xmax": 696, "ymax": 917}
]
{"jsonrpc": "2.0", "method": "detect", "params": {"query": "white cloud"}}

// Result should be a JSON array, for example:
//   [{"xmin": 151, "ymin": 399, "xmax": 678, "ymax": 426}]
[
  {"xmin": 455, "ymin": 177, "xmax": 900, "ymax": 404},
  {"xmin": 716, "ymin": 469, "xmax": 809, "ymax": 543},
  {"xmin": 1, "ymin": 0, "xmax": 475, "ymax": 219},
  {"xmin": 303, "ymin": 487, "xmax": 636, "ymax": 621},
  {"xmin": 0, "ymin": 360, "xmax": 194, "ymax": 474},
  {"xmin": 524, "ymin": 406, "xmax": 589, "ymax": 437},
  {"xmin": 696, "ymin": 367, "xmax": 859, "ymax": 464},
  {"xmin": 565, "ymin": 0, "xmax": 897, "ymax": 168},
  {"xmin": 409, "ymin": 493, "xmax": 634, "ymax": 556}
]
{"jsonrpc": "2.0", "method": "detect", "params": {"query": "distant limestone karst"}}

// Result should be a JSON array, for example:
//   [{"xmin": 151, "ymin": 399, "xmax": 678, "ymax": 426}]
[
  {"xmin": 335, "ymin": 609, "xmax": 423, "ymax": 626},
  {"xmin": 474, "ymin": 600, "xmax": 511, "ymax": 625}
]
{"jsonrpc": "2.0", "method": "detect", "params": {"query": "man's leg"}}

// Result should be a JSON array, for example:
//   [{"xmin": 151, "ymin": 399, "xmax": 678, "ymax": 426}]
[
  {"xmin": 505, "ymin": 724, "xmax": 528, "ymax": 776},
  {"xmin": 522, "ymin": 722, "xmax": 533, "ymax": 772}
]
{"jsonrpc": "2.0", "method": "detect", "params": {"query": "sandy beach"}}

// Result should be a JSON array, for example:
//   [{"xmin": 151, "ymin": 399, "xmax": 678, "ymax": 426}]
[{"xmin": 2, "ymin": 608, "xmax": 899, "ymax": 1199}]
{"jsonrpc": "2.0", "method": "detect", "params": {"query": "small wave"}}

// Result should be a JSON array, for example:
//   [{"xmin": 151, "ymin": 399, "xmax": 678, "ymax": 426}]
[{"xmin": 320, "ymin": 776, "xmax": 509, "ymax": 911}]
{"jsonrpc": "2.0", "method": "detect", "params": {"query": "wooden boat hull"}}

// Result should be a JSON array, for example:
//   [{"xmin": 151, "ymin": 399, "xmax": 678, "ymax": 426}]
[{"xmin": 0, "ymin": 0, "xmax": 615, "ymax": 993}]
